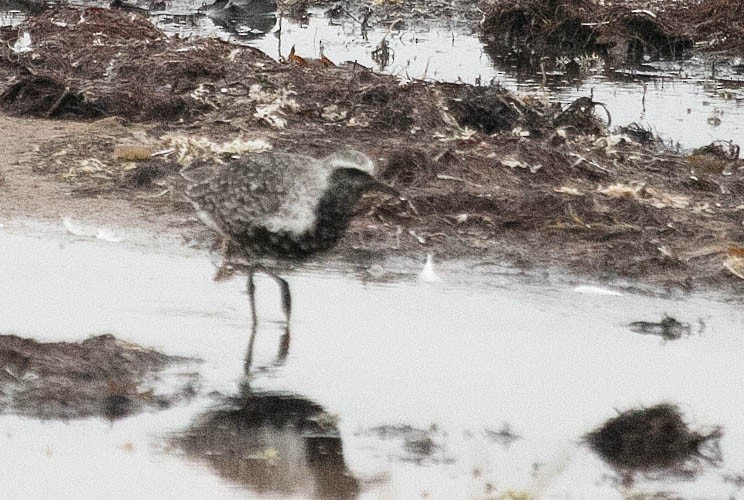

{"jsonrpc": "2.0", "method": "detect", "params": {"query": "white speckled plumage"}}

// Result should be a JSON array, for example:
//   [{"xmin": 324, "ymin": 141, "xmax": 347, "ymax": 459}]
[
  {"xmin": 184, "ymin": 153, "xmax": 328, "ymax": 237},
  {"xmin": 181, "ymin": 149, "xmax": 393, "ymax": 260}
]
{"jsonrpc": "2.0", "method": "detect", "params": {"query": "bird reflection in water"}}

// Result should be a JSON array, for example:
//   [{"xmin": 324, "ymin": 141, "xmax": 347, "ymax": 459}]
[
  {"xmin": 174, "ymin": 307, "xmax": 359, "ymax": 499},
  {"xmin": 176, "ymin": 150, "xmax": 394, "ymax": 497},
  {"xmin": 199, "ymin": 0, "xmax": 277, "ymax": 39}
]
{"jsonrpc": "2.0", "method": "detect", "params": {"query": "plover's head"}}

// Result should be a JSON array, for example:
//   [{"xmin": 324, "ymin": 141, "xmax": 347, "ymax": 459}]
[
  {"xmin": 327, "ymin": 167, "xmax": 398, "ymax": 198},
  {"xmin": 310, "ymin": 167, "xmax": 397, "ymax": 233},
  {"xmin": 322, "ymin": 150, "xmax": 376, "ymax": 175}
]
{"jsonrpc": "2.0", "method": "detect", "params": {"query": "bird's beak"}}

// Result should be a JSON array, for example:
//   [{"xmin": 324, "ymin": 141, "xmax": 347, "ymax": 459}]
[{"xmin": 370, "ymin": 180, "xmax": 399, "ymax": 197}]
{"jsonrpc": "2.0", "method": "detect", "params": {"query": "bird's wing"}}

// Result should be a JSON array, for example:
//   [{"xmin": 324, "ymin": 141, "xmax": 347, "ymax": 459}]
[
  {"xmin": 183, "ymin": 153, "xmax": 330, "ymax": 237},
  {"xmin": 258, "ymin": 153, "xmax": 331, "ymax": 235}
]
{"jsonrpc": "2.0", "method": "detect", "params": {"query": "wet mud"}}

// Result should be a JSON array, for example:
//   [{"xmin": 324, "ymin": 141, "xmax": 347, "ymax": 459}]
[
  {"xmin": 0, "ymin": 7, "xmax": 743, "ymax": 296},
  {"xmin": 0, "ymin": 333, "xmax": 198, "ymax": 420}
]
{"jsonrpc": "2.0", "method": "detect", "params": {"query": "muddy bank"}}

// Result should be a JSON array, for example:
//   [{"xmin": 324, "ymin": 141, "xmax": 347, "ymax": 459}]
[
  {"xmin": 0, "ymin": 334, "xmax": 198, "ymax": 419},
  {"xmin": 0, "ymin": 8, "xmax": 743, "ymax": 295},
  {"xmin": 364, "ymin": 0, "xmax": 744, "ymax": 58},
  {"xmin": 481, "ymin": 0, "xmax": 691, "ymax": 71}
]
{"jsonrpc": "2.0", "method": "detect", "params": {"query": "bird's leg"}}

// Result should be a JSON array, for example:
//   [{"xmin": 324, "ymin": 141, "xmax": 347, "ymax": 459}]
[
  {"xmin": 269, "ymin": 273, "xmax": 292, "ymax": 324},
  {"xmin": 247, "ymin": 267, "xmax": 258, "ymax": 326},
  {"xmin": 275, "ymin": 324, "xmax": 290, "ymax": 365},
  {"xmin": 212, "ymin": 236, "xmax": 235, "ymax": 282},
  {"xmin": 243, "ymin": 314, "xmax": 258, "ymax": 378}
]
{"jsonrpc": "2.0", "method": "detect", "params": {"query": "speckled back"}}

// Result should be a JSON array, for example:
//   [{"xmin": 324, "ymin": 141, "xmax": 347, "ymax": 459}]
[{"xmin": 184, "ymin": 152, "xmax": 334, "ymax": 238}]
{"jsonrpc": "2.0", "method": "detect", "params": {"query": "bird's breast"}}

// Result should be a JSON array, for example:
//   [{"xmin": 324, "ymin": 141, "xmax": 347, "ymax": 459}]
[{"xmin": 232, "ymin": 225, "xmax": 338, "ymax": 259}]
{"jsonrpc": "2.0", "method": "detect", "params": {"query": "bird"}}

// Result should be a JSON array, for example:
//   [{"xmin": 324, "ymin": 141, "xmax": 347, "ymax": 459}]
[{"xmin": 180, "ymin": 150, "xmax": 398, "ymax": 324}]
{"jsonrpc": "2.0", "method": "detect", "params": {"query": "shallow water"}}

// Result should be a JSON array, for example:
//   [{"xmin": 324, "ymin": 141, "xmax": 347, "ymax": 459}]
[{"xmin": 0, "ymin": 221, "xmax": 743, "ymax": 499}]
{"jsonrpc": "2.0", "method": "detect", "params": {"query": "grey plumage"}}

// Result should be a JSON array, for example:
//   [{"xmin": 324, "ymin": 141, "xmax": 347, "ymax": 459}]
[
  {"xmin": 181, "ymin": 150, "xmax": 397, "ymax": 323},
  {"xmin": 182, "ymin": 151, "xmax": 395, "ymax": 259},
  {"xmin": 183, "ymin": 153, "xmax": 323, "ymax": 238}
]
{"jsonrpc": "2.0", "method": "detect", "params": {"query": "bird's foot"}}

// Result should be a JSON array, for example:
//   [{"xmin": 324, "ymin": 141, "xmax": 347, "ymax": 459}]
[{"xmin": 213, "ymin": 263, "xmax": 235, "ymax": 282}]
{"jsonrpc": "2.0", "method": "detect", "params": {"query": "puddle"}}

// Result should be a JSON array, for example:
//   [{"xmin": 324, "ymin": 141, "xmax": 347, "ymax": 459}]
[{"xmin": 0, "ymin": 224, "xmax": 743, "ymax": 498}]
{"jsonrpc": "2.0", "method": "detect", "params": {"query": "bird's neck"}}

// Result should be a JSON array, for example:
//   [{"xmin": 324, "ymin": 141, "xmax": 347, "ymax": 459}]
[{"xmin": 308, "ymin": 186, "xmax": 363, "ymax": 245}]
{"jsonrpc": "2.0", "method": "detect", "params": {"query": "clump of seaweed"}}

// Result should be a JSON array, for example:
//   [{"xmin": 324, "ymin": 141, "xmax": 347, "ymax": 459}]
[
  {"xmin": 480, "ymin": 0, "xmax": 692, "ymax": 68},
  {"xmin": 585, "ymin": 403, "xmax": 722, "ymax": 478},
  {"xmin": 628, "ymin": 315, "xmax": 691, "ymax": 341},
  {"xmin": 378, "ymin": 148, "xmax": 436, "ymax": 187}
]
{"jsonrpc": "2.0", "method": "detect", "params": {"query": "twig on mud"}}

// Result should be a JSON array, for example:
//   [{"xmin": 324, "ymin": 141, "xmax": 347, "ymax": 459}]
[
  {"xmin": 45, "ymin": 86, "xmax": 70, "ymax": 118},
  {"xmin": 136, "ymin": 189, "xmax": 171, "ymax": 199},
  {"xmin": 594, "ymin": 101, "xmax": 611, "ymax": 128},
  {"xmin": 343, "ymin": 6, "xmax": 374, "ymax": 33},
  {"xmin": 4, "ymin": 366, "xmax": 21, "ymax": 381},
  {"xmin": 438, "ymin": 216, "xmax": 456, "ymax": 227},
  {"xmin": 436, "ymin": 174, "xmax": 484, "ymax": 188},
  {"xmin": 421, "ymin": 57, "xmax": 431, "ymax": 81},
  {"xmin": 402, "ymin": 197, "xmax": 419, "ymax": 216},
  {"xmin": 436, "ymin": 174, "xmax": 465, "ymax": 182},
  {"xmin": 427, "ymin": 232, "xmax": 449, "ymax": 243},
  {"xmin": 371, "ymin": 18, "xmax": 403, "ymax": 70},
  {"xmin": 568, "ymin": 152, "xmax": 611, "ymax": 174}
]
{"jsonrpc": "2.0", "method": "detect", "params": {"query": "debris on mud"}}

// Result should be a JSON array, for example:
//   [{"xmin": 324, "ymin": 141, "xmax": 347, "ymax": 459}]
[
  {"xmin": 175, "ymin": 391, "xmax": 359, "ymax": 499},
  {"xmin": 617, "ymin": 123, "xmax": 657, "ymax": 146},
  {"xmin": 552, "ymin": 96, "xmax": 610, "ymax": 134},
  {"xmin": 484, "ymin": 422, "xmax": 522, "ymax": 447},
  {"xmin": 361, "ymin": 424, "xmax": 450, "ymax": 464},
  {"xmin": 0, "ymin": 333, "xmax": 198, "ymax": 420},
  {"xmin": 378, "ymin": 148, "xmax": 436, "ymax": 188},
  {"xmin": 724, "ymin": 247, "xmax": 744, "ymax": 280},
  {"xmin": 687, "ymin": 141, "xmax": 741, "ymax": 175},
  {"xmin": 665, "ymin": 0, "xmax": 744, "ymax": 53},
  {"xmin": 444, "ymin": 84, "xmax": 547, "ymax": 135},
  {"xmin": 585, "ymin": 403, "xmax": 723, "ymax": 480},
  {"xmin": 480, "ymin": 0, "xmax": 692, "ymax": 68},
  {"xmin": 1, "ymin": 7, "xmax": 744, "ymax": 295},
  {"xmin": 0, "ymin": 7, "xmax": 241, "ymax": 120},
  {"xmin": 628, "ymin": 315, "xmax": 691, "ymax": 341}
]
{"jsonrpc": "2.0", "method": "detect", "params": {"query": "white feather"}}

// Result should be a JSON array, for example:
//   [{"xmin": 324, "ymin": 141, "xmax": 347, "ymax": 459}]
[
  {"xmin": 573, "ymin": 285, "xmax": 622, "ymax": 296},
  {"xmin": 418, "ymin": 254, "xmax": 441, "ymax": 283},
  {"xmin": 11, "ymin": 32, "xmax": 33, "ymax": 54}
]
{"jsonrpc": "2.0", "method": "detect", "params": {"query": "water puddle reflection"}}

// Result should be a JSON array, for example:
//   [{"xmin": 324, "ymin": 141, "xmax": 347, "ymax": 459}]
[{"xmin": 0, "ymin": 225, "xmax": 743, "ymax": 498}]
